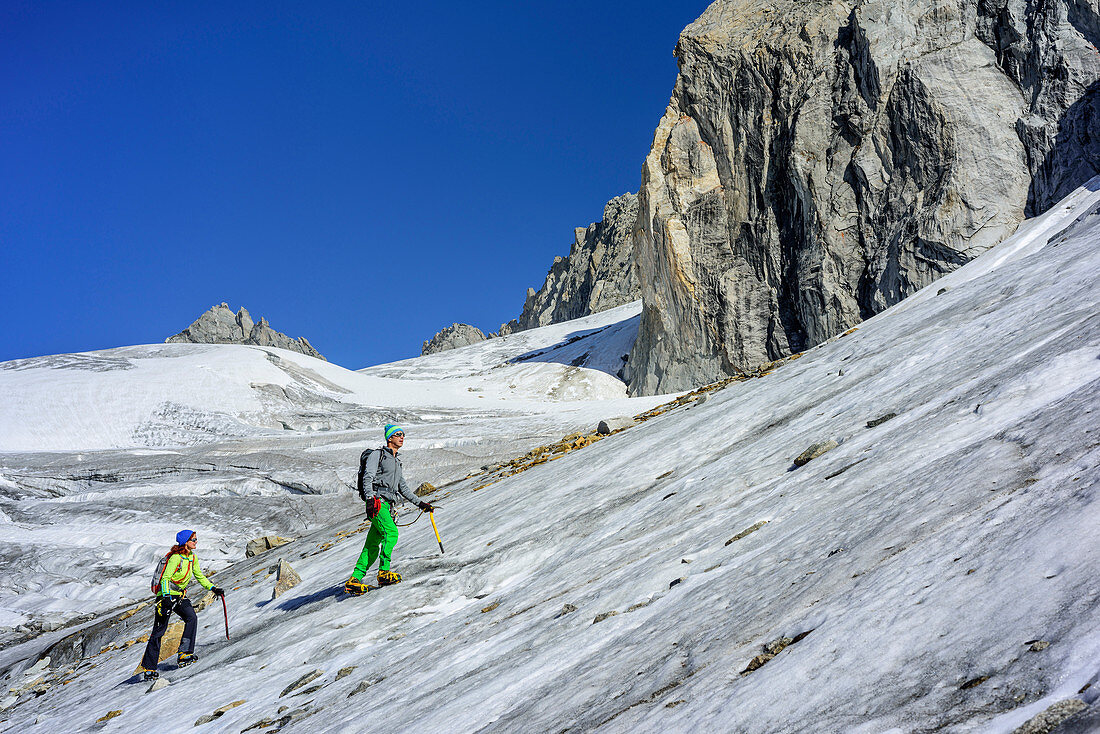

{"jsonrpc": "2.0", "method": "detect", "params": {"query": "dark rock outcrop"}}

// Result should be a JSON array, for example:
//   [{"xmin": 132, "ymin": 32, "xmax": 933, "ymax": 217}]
[
  {"xmin": 421, "ymin": 323, "xmax": 488, "ymax": 355},
  {"xmin": 167, "ymin": 303, "xmax": 324, "ymax": 360},
  {"xmin": 624, "ymin": 0, "xmax": 1100, "ymax": 395}
]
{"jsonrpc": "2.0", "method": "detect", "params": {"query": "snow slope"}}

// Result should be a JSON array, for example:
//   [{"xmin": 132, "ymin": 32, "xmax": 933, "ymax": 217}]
[
  {"xmin": 2, "ymin": 180, "xmax": 1100, "ymax": 732},
  {"xmin": 363, "ymin": 302, "xmax": 642, "ymax": 381},
  {"xmin": 0, "ymin": 302, "xmax": 645, "ymax": 454},
  {"xmin": 0, "ymin": 304, "xmax": 666, "ymax": 636}
]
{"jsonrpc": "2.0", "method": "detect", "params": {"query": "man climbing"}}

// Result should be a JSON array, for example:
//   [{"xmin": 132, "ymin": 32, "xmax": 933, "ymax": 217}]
[
  {"xmin": 345, "ymin": 424, "xmax": 433, "ymax": 594},
  {"xmin": 137, "ymin": 530, "xmax": 224, "ymax": 681}
]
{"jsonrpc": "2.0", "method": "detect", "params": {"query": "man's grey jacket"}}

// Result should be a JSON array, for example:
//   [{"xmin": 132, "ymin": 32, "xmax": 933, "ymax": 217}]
[{"xmin": 358, "ymin": 447, "xmax": 420, "ymax": 509}]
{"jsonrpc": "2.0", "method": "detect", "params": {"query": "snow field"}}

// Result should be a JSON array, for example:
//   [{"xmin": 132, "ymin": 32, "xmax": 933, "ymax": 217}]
[
  {"xmin": 0, "ymin": 307, "xmax": 669, "ymax": 632},
  {"xmin": 1, "ymin": 181, "xmax": 1099, "ymax": 731}
]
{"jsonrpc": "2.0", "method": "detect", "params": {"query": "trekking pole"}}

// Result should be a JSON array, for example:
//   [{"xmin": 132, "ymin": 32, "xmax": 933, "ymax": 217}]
[
  {"xmin": 221, "ymin": 595, "xmax": 230, "ymax": 641},
  {"xmin": 429, "ymin": 512, "xmax": 444, "ymax": 555}
]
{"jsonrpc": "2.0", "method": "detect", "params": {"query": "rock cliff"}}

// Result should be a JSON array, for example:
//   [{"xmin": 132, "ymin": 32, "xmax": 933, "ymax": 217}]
[
  {"xmin": 625, "ymin": 0, "xmax": 1100, "ymax": 395},
  {"xmin": 166, "ymin": 303, "xmax": 325, "ymax": 360},
  {"xmin": 421, "ymin": 323, "xmax": 489, "ymax": 355},
  {"xmin": 503, "ymin": 193, "xmax": 641, "ymax": 334},
  {"xmin": 423, "ymin": 192, "xmax": 641, "ymax": 351}
]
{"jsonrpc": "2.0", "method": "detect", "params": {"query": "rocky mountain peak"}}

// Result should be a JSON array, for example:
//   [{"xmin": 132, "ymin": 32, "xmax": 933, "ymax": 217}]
[
  {"xmin": 422, "ymin": 192, "xmax": 641, "ymax": 353},
  {"xmin": 421, "ymin": 323, "xmax": 489, "ymax": 355},
  {"xmin": 502, "ymin": 192, "xmax": 640, "ymax": 335},
  {"xmin": 166, "ymin": 303, "xmax": 325, "ymax": 360}
]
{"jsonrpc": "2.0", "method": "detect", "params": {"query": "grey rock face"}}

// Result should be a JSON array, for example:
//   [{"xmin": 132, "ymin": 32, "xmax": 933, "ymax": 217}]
[
  {"xmin": 421, "ymin": 323, "xmax": 488, "ymax": 355},
  {"xmin": 1011, "ymin": 698, "xmax": 1087, "ymax": 734},
  {"xmin": 976, "ymin": 0, "xmax": 1100, "ymax": 211},
  {"xmin": 504, "ymin": 193, "xmax": 641, "ymax": 335},
  {"xmin": 625, "ymin": 0, "xmax": 1100, "ymax": 395},
  {"xmin": 167, "ymin": 303, "xmax": 325, "ymax": 361}
]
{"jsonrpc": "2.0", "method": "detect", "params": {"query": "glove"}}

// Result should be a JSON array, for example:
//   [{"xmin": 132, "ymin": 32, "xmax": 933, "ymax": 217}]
[
  {"xmin": 212, "ymin": 587, "xmax": 225, "ymax": 598},
  {"xmin": 157, "ymin": 596, "xmax": 177, "ymax": 616},
  {"xmin": 418, "ymin": 501, "xmax": 434, "ymax": 513}
]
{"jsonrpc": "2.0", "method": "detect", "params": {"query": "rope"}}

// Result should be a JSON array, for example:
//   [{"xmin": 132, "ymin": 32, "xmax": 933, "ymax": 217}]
[{"xmin": 395, "ymin": 511, "xmax": 424, "ymax": 528}]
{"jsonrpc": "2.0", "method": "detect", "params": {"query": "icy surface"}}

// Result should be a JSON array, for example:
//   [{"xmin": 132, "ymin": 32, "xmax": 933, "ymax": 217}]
[
  {"xmin": 1, "ymin": 181, "xmax": 1099, "ymax": 731},
  {"xmin": 362, "ymin": 301, "xmax": 642, "ymax": 381},
  {"xmin": 0, "ymin": 304, "xmax": 646, "ymax": 453},
  {"xmin": 0, "ymin": 305, "xmax": 665, "ymax": 633}
]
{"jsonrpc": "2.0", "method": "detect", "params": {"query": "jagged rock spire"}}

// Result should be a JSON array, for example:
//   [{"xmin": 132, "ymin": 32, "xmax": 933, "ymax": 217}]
[{"xmin": 166, "ymin": 303, "xmax": 324, "ymax": 360}]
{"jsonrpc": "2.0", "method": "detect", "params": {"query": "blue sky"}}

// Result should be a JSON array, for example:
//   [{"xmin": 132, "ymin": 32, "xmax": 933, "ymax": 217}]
[{"xmin": 1, "ymin": 1, "xmax": 711, "ymax": 368}]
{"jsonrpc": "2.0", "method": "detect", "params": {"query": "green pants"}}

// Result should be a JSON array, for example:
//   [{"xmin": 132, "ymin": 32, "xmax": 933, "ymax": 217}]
[{"xmin": 352, "ymin": 502, "xmax": 398, "ymax": 578}]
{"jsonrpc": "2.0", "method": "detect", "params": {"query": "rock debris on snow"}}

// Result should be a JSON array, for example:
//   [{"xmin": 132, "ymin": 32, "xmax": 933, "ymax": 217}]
[
  {"xmin": 246, "ymin": 535, "xmax": 293, "ymax": 558},
  {"xmin": 597, "ymin": 416, "xmax": 634, "ymax": 434},
  {"xmin": 724, "ymin": 521, "xmax": 768, "ymax": 546},
  {"xmin": 740, "ymin": 631, "xmax": 814, "ymax": 676},
  {"xmin": 866, "ymin": 413, "xmax": 898, "ymax": 428},
  {"xmin": 279, "ymin": 670, "xmax": 323, "ymax": 698},
  {"xmin": 193, "ymin": 699, "xmax": 245, "ymax": 727},
  {"xmin": 960, "ymin": 675, "xmax": 992, "ymax": 690},
  {"xmin": 794, "ymin": 439, "xmax": 840, "ymax": 467},
  {"xmin": 347, "ymin": 679, "xmax": 381, "ymax": 698},
  {"xmin": 271, "ymin": 559, "xmax": 302, "ymax": 599}
]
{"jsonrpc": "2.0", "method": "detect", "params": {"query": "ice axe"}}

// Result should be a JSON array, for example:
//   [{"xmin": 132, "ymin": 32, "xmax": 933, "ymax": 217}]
[
  {"xmin": 430, "ymin": 511, "xmax": 444, "ymax": 555},
  {"xmin": 221, "ymin": 595, "xmax": 229, "ymax": 640}
]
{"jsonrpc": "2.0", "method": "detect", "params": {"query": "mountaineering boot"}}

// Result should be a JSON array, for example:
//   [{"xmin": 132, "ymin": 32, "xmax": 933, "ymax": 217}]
[
  {"xmin": 177, "ymin": 652, "xmax": 198, "ymax": 668},
  {"xmin": 344, "ymin": 577, "xmax": 368, "ymax": 596},
  {"xmin": 377, "ymin": 570, "xmax": 402, "ymax": 586},
  {"xmin": 140, "ymin": 668, "xmax": 159, "ymax": 682}
]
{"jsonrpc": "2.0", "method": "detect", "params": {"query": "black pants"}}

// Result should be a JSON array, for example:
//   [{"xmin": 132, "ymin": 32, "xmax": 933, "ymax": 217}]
[{"xmin": 140, "ymin": 597, "xmax": 197, "ymax": 670}]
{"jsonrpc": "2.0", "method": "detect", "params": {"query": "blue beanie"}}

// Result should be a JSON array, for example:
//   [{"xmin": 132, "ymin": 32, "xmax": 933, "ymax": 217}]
[
  {"xmin": 176, "ymin": 529, "xmax": 195, "ymax": 546},
  {"xmin": 384, "ymin": 424, "xmax": 404, "ymax": 440}
]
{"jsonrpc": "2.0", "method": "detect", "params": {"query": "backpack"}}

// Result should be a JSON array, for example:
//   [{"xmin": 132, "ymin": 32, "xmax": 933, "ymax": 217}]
[
  {"xmin": 356, "ymin": 448, "xmax": 380, "ymax": 502},
  {"xmin": 150, "ymin": 549, "xmax": 177, "ymax": 595}
]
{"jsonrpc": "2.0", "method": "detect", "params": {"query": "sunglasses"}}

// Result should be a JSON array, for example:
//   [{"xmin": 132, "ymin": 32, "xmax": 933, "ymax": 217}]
[{"xmin": 392, "ymin": 432, "xmax": 404, "ymax": 438}]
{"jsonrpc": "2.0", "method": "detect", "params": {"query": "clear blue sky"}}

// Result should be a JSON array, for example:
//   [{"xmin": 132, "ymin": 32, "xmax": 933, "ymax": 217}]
[{"xmin": 1, "ymin": 1, "xmax": 711, "ymax": 368}]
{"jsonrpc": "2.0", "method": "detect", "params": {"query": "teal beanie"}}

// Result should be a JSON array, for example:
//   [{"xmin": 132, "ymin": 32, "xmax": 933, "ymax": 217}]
[{"xmin": 384, "ymin": 424, "xmax": 404, "ymax": 440}]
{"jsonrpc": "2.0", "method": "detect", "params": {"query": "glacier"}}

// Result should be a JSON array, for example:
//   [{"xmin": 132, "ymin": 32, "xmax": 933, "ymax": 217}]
[{"xmin": 0, "ymin": 179, "xmax": 1098, "ymax": 731}]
